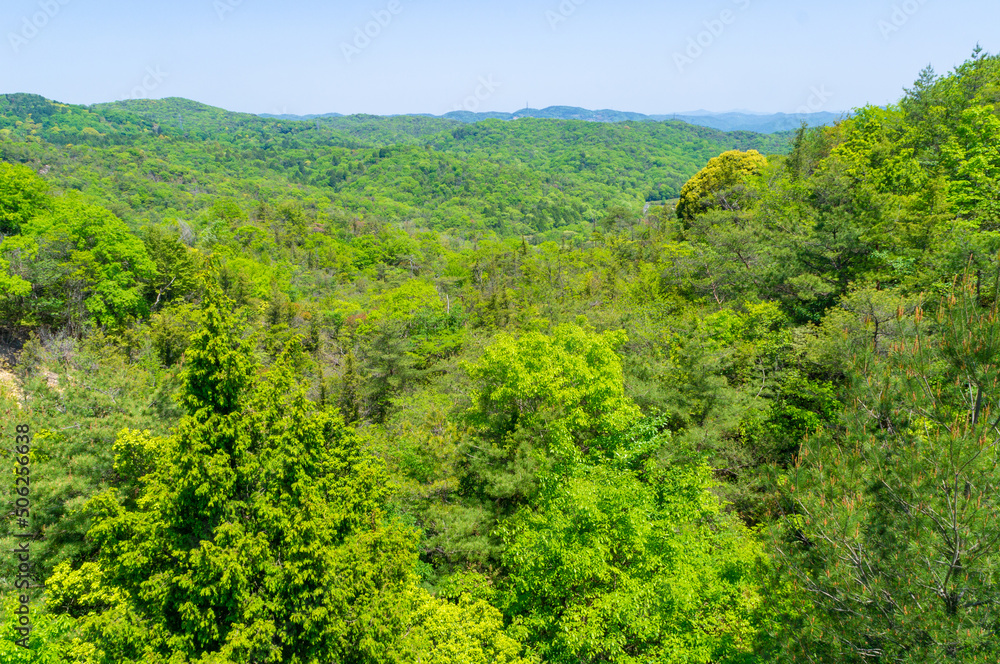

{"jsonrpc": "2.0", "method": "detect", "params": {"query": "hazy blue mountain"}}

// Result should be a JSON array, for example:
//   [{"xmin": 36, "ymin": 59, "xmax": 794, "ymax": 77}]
[
  {"xmin": 260, "ymin": 105, "xmax": 844, "ymax": 133},
  {"xmin": 667, "ymin": 111, "xmax": 845, "ymax": 133},
  {"xmin": 260, "ymin": 112, "xmax": 344, "ymax": 120}
]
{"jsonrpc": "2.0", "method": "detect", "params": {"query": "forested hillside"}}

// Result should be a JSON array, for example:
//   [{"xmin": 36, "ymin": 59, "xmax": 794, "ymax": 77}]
[
  {"xmin": 1, "ymin": 95, "xmax": 787, "ymax": 238},
  {"xmin": 3, "ymin": 49, "xmax": 1000, "ymax": 663},
  {"xmin": 258, "ymin": 105, "xmax": 841, "ymax": 133}
]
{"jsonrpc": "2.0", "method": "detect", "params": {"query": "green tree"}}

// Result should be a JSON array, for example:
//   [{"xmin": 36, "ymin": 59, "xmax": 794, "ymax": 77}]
[
  {"xmin": 500, "ymin": 456, "xmax": 770, "ymax": 664},
  {"xmin": 404, "ymin": 324, "xmax": 642, "ymax": 573},
  {"xmin": 0, "ymin": 162, "xmax": 48, "ymax": 235},
  {"xmin": 0, "ymin": 249, "xmax": 31, "ymax": 300},
  {"xmin": 149, "ymin": 302, "xmax": 201, "ymax": 366},
  {"xmin": 677, "ymin": 149, "xmax": 767, "ymax": 224},
  {"xmin": 49, "ymin": 292, "xmax": 420, "ymax": 663},
  {"xmin": 0, "ymin": 332, "xmax": 183, "ymax": 581},
  {"xmin": 142, "ymin": 225, "xmax": 199, "ymax": 310},
  {"xmin": 7, "ymin": 195, "xmax": 156, "ymax": 329},
  {"xmin": 0, "ymin": 163, "xmax": 46, "ymax": 302},
  {"xmin": 466, "ymin": 323, "xmax": 640, "ymax": 464},
  {"xmin": 0, "ymin": 595, "xmax": 77, "ymax": 664},
  {"xmin": 782, "ymin": 279, "xmax": 1000, "ymax": 662},
  {"xmin": 390, "ymin": 589, "xmax": 533, "ymax": 664}
]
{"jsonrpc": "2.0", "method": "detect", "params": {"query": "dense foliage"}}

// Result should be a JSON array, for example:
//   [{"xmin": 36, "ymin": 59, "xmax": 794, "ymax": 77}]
[
  {"xmin": 3, "ymin": 48, "xmax": 1000, "ymax": 663},
  {"xmin": 0, "ymin": 94, "xmax": 788, "ymax": 239}
]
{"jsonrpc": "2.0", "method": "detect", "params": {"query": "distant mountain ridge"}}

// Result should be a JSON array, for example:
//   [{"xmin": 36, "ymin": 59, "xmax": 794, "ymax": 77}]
[
  {"xmin": 0, "ymin": 92, "xmax": 793, "ymax": 239},
  {"xmin": 260, "ymin": 111, "xmax": 345, "ymax": 121},
  {"xmin": 262, "ymin": 105, "xmax": 845, "ymax": 134}
]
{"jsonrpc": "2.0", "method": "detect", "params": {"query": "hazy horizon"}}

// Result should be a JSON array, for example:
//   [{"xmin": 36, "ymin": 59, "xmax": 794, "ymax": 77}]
[
  {"xmin": 0, "ymin": 93, "xmax": 852, "ymax": 119},
  {"xmin": 2, "ymin": 0, "xmax": 997, "ymax": 117}
]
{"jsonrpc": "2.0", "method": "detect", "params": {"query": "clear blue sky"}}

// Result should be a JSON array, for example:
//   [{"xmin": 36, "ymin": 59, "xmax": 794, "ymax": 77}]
[{"xmin": 1, "ymin": 0, "xmax": 997, "ymax": 116}]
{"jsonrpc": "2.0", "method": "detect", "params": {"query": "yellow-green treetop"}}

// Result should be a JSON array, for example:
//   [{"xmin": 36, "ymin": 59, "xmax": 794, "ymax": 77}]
[{"xmin": 676, "ymin": 149, "xmax": 767, "ymax": 222}]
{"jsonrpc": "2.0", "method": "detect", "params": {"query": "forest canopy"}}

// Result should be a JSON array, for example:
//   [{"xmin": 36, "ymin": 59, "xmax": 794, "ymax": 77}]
[{"xmin": 3, "ymin": 49, "xmax": 1000, "ymax": 664}]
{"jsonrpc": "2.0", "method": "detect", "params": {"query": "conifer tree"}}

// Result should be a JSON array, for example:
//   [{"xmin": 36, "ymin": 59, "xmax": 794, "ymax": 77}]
[
  {"xmin": 49, "ymin": 290, "xmax": 420, "ymax": 663},
  {"xmin": 783, "ymin": 278, "xmax": 1000, "ymax": 662}
]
